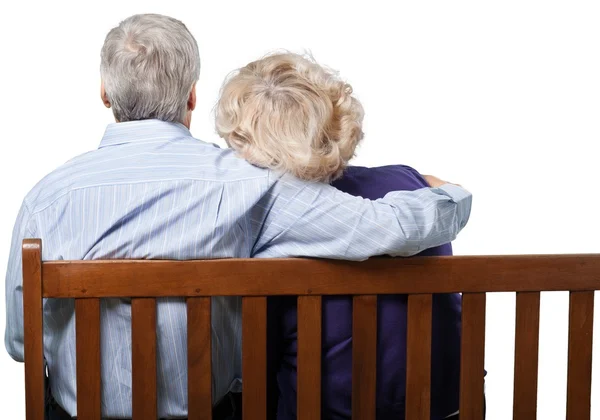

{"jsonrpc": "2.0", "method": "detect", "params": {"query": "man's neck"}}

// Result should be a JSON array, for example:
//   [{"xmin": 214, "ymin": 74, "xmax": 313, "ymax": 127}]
[{"xmin": 113, "ymin": 117, "xmax": 192, "ymax": 130}]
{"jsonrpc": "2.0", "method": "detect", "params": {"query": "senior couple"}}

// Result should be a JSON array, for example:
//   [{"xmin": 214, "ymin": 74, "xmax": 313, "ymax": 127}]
[{"xmin": 5, "ymin": 13, "xmax": 476, "ymax": 420}]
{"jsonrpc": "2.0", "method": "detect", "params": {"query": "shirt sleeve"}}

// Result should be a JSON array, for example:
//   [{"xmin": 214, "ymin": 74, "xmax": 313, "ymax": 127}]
[
  {"xmin": 252, "ymin": 173, "xmax": 471, "ymax": 259},
  {"xmin": 4, "ymin": 201, "xmax": 35, "ymax": 362}
]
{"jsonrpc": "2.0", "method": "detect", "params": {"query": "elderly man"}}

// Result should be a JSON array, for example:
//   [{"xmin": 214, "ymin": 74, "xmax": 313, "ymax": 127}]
[{"xmin": 4, "ymin": 14, "xmax": 471, "ymax": 419}]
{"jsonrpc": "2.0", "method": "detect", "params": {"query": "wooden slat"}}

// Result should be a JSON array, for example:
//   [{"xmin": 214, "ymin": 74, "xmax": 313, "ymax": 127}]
[
  {"xmin": 460, "ymin": 293, "xmax": 486, "ymax": 420},
  {"xmin": 352, "ymin": 295, "xmax": 377, "ymax": 420},
  {"xmin": 42, "ymin": 254, "xmax": 600, "ymax": 298},
  {"xmin": 187, "ymin": 297, "xmax": 212, "ymax": 420},
  {"xmin": 297, "ymin": 296, "xmax": 322, "ymax": 420},
  {"xmin": 566, "ymin": 291, "xmax": 594, "ymax": 420},
  {"xmin": 513, "ymin": 291, "xmax": 540, "ymax": 420},
  {"xmin": 22, "ymin": 239, "xmax": 45, "ymax": 420},
  {"xmin": 132, "ymin": 298, "xmax": 157, "ymax": 420},
  {"xmin": 75, "ymin": 298, "xmax": 101, "ymax": 420},
  {"xmin": 405, "ymin": 294, "xmax": 432, "ymax": 420},
  {"xmin": 243, "ymin": 297, "xmax": 267, "ymax": 419}
]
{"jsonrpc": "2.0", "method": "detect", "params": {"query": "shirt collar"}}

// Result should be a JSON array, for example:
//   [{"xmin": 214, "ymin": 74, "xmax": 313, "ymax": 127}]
[{"xmin": 99, "ymin": 119, "xmax": 193, "ymax": 148}]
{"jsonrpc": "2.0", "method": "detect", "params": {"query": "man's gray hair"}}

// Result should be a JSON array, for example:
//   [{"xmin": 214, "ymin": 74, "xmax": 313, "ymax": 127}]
[{"xmin": 100, "ymin": 14, "xmax": 200, "ymax": 123}]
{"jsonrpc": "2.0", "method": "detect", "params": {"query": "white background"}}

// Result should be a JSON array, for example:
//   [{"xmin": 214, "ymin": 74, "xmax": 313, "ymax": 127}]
[{"xmin": 1, "ymin": 0, "xmax": 599, "ymax": 418}]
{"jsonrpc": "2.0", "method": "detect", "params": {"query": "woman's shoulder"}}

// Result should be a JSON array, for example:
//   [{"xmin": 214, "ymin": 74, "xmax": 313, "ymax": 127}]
[{"xmin": 336, "ymin": 164, "xmax": 429, "ymax": 195}]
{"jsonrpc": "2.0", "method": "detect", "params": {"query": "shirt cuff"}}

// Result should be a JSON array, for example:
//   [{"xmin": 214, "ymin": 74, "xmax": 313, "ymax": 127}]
[{"xmin": 434, "ymin": 183, "xmax": 472, "ymax": 229}]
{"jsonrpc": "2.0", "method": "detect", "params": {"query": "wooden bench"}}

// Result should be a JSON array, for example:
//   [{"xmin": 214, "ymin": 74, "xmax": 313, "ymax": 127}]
[{"xmin": 22, "ymin": 239, "xmax": 600, "ymax": 419}]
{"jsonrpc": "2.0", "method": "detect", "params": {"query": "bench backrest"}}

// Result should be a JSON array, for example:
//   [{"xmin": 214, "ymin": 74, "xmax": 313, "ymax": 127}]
[{"xmin": 22, "ymin": 239, "xmax": 600, "ymax": 419}]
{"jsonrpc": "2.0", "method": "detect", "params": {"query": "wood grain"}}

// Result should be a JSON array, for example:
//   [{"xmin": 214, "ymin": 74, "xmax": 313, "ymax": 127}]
[
  {"xmin": 23, "ymin": 239, "xmax": 45, "ymax": 420},
  {"xmin": 297, "ymin": 296, "xmax": 322, "ymax": 420},
  {"xmin": 566, "ymin": 291, "xmax": 594, "ymax": 420},
  {"xmin": 22, "ymin": 237, "xmax": 600, "ymax": 420},
  {"xmin": 187, "ymin": 297, "xmax": 212, "ymax": 420},
  {"xmin": 405, "ymin": 294, "xmax": 432, "ymax": 420},
  {"xmin": 75, "ymin": 298, "xmax": 101, "ymax": 420},
  {"xmin": 131, "ymin": 298, "xmax": 157, "ymax": 420},
  {"xmin": 352, "ymin": 295, "xmax": 377, "ymax": 420},
  {"xmin": 459, "ymin": 293, "xmax": 486, "ymax": 420},
  {"xmin": 243, "ymin": 297, "xmax": 267, "ymax": 420},
  {"xmin": 513, "ymin": 292, "xmax": 540, "ymax": 420},
  {"xmin": 42, "ymin": 254, "xmax": 600, "ymax": 298}
]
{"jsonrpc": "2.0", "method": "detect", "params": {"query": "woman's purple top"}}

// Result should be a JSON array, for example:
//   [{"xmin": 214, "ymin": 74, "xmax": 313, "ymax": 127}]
[{"xmin": 267, "ymin": 165, "xmax": 462, "ymax": 419}]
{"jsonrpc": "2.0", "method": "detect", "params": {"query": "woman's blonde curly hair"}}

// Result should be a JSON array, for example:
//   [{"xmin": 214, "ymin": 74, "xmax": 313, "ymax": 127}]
[{"xmin": 215, "ymin": 52, "xmax": 364, "ymax": 182}]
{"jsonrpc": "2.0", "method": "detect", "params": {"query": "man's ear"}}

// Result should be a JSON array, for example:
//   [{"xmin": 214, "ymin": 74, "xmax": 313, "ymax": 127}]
[
  {"xmin": 188, "ymin": 83, "xmax": 197, "ymax": 111},
  {"xmin": 100, "ymin": 81, "xmax": 111, "ymax": 108}
]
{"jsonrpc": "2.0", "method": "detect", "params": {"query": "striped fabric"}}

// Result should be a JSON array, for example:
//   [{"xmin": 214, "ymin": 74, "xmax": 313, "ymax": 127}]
[{"xmin": 5, "ymin": 119, "xmax": 471, "ymax": 418}]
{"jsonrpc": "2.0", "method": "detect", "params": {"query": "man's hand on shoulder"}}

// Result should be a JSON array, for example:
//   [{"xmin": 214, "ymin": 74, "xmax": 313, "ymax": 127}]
[{"xmin": 422, "ymin": 174, "xmax": 462, "ymax": 188}]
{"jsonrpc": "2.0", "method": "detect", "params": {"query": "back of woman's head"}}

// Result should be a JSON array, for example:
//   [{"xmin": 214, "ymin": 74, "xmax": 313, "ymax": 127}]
[{"xmin": 215, "ymin": 53, "xmax": 364, "ymax": 182}]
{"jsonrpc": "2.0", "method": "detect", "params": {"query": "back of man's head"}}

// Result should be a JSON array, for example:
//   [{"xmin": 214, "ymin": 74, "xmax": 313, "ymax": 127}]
[{"xmin": 100, "ymin": 14, "xmax": 200, "ymax": 123}]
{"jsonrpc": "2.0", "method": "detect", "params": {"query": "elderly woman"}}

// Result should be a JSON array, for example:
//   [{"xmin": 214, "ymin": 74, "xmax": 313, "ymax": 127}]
[{"xmin": 215, "ymin": 53, "xmax": 475, "ymax": 419}]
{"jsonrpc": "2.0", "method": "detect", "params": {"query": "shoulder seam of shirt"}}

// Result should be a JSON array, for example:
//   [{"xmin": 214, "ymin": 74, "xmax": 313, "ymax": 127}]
[
  {"xmin": 27, "ymin": 175, "xmax": 269, "ymax": 215},
  {"xmin": 252, "ymin": 173, "xmax": 312, "ymax": 255},
  {"xmin": 20, "ymin": 200, "xmax": 36, "ymax": 237}
]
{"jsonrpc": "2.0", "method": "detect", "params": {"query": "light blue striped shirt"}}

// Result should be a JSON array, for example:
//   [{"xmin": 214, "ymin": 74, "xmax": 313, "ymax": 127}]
[{"xmin": 5, "ymin": 119, "xmax": 471, "ymax": 418}]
